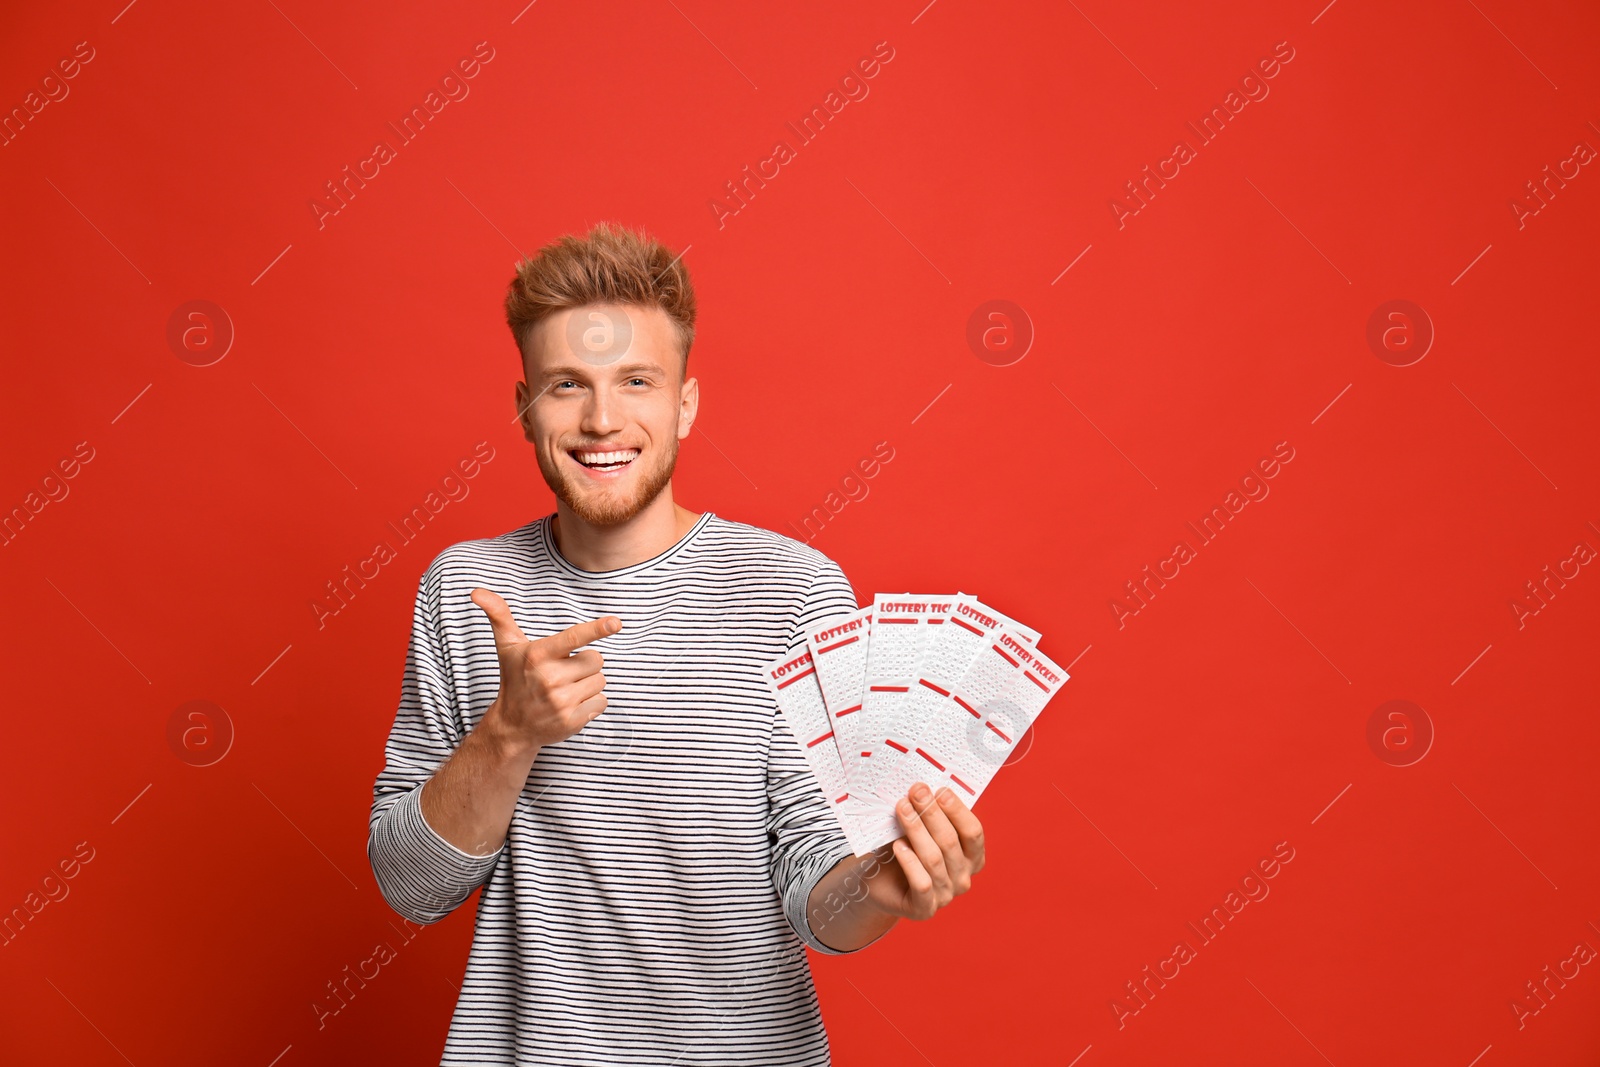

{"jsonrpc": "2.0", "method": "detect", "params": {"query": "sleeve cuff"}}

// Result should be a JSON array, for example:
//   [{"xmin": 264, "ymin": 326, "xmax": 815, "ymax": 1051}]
[
  {"xmin": 368, "ymin": 785, "xmax": 504, "ymax": 923},
  {"xmin": 785, "ymin": 838, "xmax": 883, "ymax": 955}
]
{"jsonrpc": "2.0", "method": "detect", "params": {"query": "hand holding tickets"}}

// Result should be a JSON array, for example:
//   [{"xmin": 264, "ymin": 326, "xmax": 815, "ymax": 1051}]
[{"xmin": 761, "ymin": 593, "xmax": 1067, "ymax": 855}]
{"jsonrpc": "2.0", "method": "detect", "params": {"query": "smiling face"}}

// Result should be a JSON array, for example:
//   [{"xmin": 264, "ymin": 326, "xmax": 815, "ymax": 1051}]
[{"xmin": 515, "ymin": 303, "xmax": 697, "ymax": 527}]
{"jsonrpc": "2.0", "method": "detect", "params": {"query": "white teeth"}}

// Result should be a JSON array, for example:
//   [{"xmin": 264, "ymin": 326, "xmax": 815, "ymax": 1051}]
[{"xmin": 573, "ymin": 449, "xmax": 639, "ymax": 466}]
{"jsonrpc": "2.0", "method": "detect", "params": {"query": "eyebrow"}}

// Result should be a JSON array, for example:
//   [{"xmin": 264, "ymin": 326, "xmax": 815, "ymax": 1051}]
[{"xmin": 538, "ymin": 361, "xmax": 665, "ymax": 381}]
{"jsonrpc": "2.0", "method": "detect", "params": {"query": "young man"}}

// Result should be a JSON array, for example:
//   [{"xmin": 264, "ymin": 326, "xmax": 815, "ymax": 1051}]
[{"xmin": 367, "ymin": 222, "xmax": 985, "ymax": 1065}]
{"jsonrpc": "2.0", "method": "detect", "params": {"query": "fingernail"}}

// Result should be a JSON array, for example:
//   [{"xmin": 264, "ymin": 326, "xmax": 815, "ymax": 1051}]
[
  {"xmin": 913, "ymin": 783, "xmax": 931, "ymax": 802},
  {"xmin": 937, "ymin": 787, "xmax": 955, "ymax": 803},
  {"xmin": 897, "ymin": 799, "xmax": 914, "ymax": 817}
]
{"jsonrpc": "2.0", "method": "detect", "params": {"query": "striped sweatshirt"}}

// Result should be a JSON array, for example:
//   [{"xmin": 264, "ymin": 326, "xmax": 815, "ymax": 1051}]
[{"xmin": 367, "ymin": 511, "xmax": 866, "ymax": 1065}]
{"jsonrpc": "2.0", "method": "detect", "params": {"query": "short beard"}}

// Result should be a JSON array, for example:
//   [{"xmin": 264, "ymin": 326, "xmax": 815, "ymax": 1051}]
[{"xmin": 537, "ymin": 436, "xmax": 679, "ymax": 528}]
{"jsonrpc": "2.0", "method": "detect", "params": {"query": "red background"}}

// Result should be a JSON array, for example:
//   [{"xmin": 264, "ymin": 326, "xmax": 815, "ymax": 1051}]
[{"xmin": 3, "ymin": 0, "xmax": 1598, "ymax": 1064}]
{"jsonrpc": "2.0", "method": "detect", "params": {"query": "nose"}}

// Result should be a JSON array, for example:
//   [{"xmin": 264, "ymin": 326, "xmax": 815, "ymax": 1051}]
[{"xmin": 579, "ymin": 384, "xmax": 621, "ymax": 437}]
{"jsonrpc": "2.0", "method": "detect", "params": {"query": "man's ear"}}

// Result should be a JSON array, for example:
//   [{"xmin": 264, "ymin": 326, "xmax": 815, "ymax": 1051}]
[
  {"xmin": 514, "ymin": 380, "xmax": 536, "ymax": 442},
  {"xmin": 678, "ymin": 375, "xmax": 699, "ymax": 440}
]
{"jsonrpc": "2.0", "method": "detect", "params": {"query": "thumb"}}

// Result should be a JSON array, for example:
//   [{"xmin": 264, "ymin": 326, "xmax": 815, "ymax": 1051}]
[{"xmin": 470, "ymin": 588, "xmax": 528, "ymax": 650}]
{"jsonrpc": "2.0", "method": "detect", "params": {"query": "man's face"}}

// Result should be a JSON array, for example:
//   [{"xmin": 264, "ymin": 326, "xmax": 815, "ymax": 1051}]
[{"xmin": 515, "ymin": 303, "xmax": 697, "ymax": 527}]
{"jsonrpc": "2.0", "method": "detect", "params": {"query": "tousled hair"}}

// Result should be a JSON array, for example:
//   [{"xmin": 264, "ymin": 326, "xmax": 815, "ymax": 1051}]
[{"xmin": 504, "ymin": 221, "xmax": 696, "ymax": 372}]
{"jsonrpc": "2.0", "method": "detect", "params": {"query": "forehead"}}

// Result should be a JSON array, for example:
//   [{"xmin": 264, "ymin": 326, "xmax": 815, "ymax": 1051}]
[{"xmin": 524, "ymin": 303, "xmax": 679, "ymax": 376}]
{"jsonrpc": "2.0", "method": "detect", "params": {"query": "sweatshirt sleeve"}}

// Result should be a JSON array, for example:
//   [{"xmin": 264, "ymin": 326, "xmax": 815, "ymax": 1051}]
[
  {"xmin": 367, "ymin": 559, "xmax": 503, "ymax": 924},
  {"xmin": 767, "ymin": 555, "xmax": 872, "ymax": 955}
]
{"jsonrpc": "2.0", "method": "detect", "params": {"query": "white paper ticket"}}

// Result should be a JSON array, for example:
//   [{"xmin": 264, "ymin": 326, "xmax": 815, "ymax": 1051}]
[
  {"xmin": 931, "ymin": 628, "xmax": 1067, "ymax": 802},
  {"xmin": 870, "ymin": 593, "xmax": 966, "ymax": 798},
  {"xmin": 838, "ymin": 797, "xmax": 903, "ymax": 856},
  {"xmin": 990, "ymin": 607, "xmax": 1042, "ymax": 645},
  {"xmin": 804, "ymin": 606, "xmax": 874, "ymax": 794},
  {"xmin": 859, "ymin": 594, "xmax": 944, "ymax": 795},
  {"xmin": 876, "ymin": 595, "xmax": 1031, "ymax": 801},
  {"xmin": 760, "ymin": 644, "xmax": 881, "ymax": 855}
]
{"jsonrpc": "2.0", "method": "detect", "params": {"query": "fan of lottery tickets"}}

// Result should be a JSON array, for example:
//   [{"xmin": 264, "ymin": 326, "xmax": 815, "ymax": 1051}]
[{"xmin": 762, "ymin": 593, "xmax": 1069, "ymax": 856}]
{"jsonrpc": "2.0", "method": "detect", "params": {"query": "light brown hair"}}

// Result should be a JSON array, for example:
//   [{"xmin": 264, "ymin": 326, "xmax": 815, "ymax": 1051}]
[{"xmin": 504, "ymin": 221, "xmax": 696, "ymax": 372}]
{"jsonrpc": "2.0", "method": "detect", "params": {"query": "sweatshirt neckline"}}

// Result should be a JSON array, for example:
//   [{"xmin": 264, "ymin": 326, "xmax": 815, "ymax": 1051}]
[{"xmin": 540, "ymin": 511, "xmax": 715, "ymax": 580}]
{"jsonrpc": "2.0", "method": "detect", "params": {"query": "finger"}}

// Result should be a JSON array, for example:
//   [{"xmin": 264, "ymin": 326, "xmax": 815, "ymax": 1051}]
[
  {"xmin": 572, "ymin": 691, "xmax": 607, "ymax": 725},
  {"xmin": 564, "ymin": 670, "xmax": 607, "ymax": 707},
  {"xmin": 540, "ymin": 647, "xmax": 604, "ymax": 685},
  {"xmin": 909, "ymin": 784, "xmax": 970, "ymax": 892},
  {"xmin": 470, "ymin": 588, "xmax": 528, "ymax": 649},
  {"xmin": 537, "ymin": 616, "xmax": 622, "ymax": 659},
  {"xmin": 890, "ymin": 838, "xmax": 936, "ymax": 917},
  {"xmin": 935, "ymin": 787, "xmax": 986, "ymax": 872},
  {"xmin": 896, "ymin": 791, "xmax": 952, "ymax": 903}
]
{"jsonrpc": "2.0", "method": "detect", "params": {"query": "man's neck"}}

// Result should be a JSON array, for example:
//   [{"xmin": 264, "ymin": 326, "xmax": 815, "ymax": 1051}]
[{"xmin": 550, "ymin": 490, "xmax": 702, "ymax": 572}]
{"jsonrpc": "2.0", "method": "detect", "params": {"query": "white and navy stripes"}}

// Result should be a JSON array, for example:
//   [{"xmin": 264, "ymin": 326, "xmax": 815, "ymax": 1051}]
[{"xmin": 368, "ymin": 511, "xmax": 864, "ymax": 1065}]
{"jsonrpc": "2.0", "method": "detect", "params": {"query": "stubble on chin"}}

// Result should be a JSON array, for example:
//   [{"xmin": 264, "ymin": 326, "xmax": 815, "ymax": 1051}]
[{"xmin": 540, "ymin": 438, "xmax": 680, "ymax": 527}]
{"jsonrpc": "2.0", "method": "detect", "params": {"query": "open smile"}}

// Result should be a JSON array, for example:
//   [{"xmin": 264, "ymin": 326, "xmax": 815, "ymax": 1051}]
[{"xmin": 568, "ymin": 447, "xmax": 640, "ymax": 478}]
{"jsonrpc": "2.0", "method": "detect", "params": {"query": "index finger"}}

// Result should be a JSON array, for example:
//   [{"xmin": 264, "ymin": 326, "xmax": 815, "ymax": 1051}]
[
  {"xmin": 536, "ymin": 616, "xmax": 622, "ymax": 658},
  {"xmin": 935, "ymin": 787, "xmax": 985, "ymax": 870}
]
